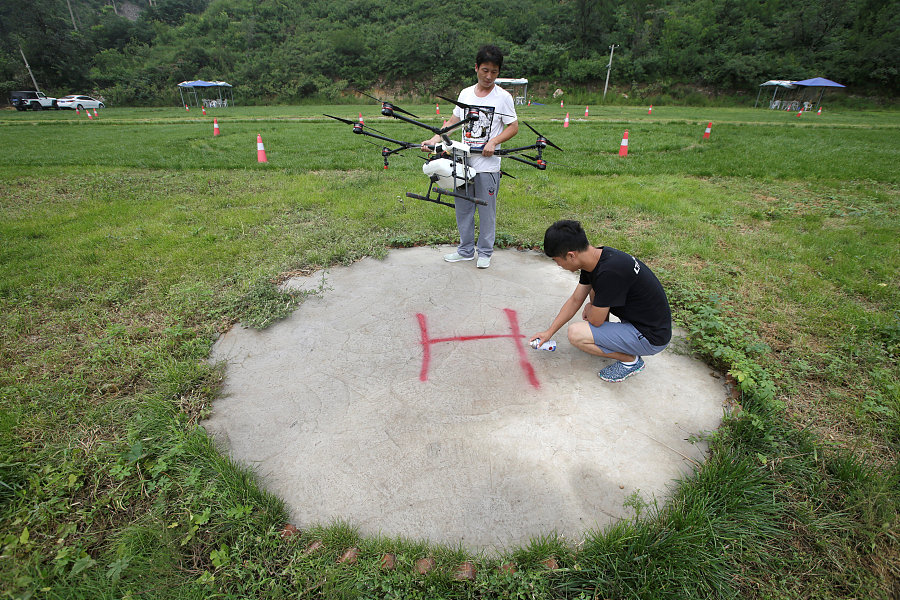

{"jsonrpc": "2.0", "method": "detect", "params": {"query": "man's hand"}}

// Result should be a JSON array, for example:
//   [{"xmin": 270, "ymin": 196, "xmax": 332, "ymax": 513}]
[
  {"xmin": 529, "ymin": 331, "xmax": 553, "ymax": 346},
  {"xmin": 481, "ymin": 139, "xmax": 497, "ymax": 157}
]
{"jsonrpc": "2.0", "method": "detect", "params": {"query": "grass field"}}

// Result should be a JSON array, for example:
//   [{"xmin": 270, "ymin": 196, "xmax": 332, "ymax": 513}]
[{"xmin": 1, "ymin": 103, "xmax": 898, "ymax": 599}]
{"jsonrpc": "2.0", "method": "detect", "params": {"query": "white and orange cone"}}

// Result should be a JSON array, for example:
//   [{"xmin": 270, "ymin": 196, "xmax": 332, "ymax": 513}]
[
  {"xmin": 648, "ymin": 104, "xmax": 653, "ymax": 115},
  {"xmin": 358, "ymin": 112, "xmax": 364, "ymax": 125},
  {"xmin": 797, "ymin": 109, "xmax": 803, "ymax": 117},
  {"xmin": 619, "ymin": 130, "xmax": 629, "ymax": 156},
  {"xmin": 817, "ymin": 107, "xmax": 822, "ymax": 115},
  {"xmin": 202, "ymin": 106, "xmax": 207, "ymax": 115},
  {"xmin": 75, "ymin": 107, "xmax": 80, "ymax": 115},
  {"xmin": 564, "ymin": 112, "xmax": 570, "ymax": 128},
  {"xmin": 703, "ymin": 122, "xmax": 712, "ymax": 139},
  {"xmin": 585, "ymin": 106, "xmax": 589, "ymax": 117},
  {"xmin": 93, "ymin": 108, "xmax": 98, "ymax": 117},
  {"xmin": 185, "ymin": 104, "xmax": 189, "ymax": 111},
  {"xmin": 213, "ymin": 118, "xmax": 220, "ymax": 137},
  {"xmin": 436, "ymin": 103, "xmax": 440, "ymax": 115},
  {"xmin": 257, "ymin": 134, "xmax": 268, "ymax": 163},
  {"xmin": 87, "ymin": 110, "xmax": 93, "ymax": 121},
  {"xmin": 560, "ymin": 100, "xmax": 564, "ymax": 108}
]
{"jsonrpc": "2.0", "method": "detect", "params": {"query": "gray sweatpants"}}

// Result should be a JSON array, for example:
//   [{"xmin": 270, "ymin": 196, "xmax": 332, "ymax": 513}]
[{"xmin": 455, "ymin": 171, "xmax": 500, "ymax": 258}]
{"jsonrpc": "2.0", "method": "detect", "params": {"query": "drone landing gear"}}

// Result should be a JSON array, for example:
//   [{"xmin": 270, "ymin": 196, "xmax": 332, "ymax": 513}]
[{"xmin": 404, "ymin": 180, "xmax": 486, "ymax": 209}]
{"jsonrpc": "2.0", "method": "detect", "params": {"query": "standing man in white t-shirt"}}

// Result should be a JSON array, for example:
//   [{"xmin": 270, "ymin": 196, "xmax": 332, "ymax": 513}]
[{"xmin": 422, "ymin": 44, "xmax": 519, "ymax": 269}]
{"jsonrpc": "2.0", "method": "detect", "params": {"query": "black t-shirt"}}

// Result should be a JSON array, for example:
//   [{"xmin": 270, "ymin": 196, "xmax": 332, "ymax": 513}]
[{"xmin": 579, "ymin": 247, "xmax": 672, "ymax": 346}]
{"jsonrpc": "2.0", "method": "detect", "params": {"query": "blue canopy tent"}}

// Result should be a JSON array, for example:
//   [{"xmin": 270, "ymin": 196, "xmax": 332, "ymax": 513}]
[
  {"xmin": 177, "ymin": 80, "xmax": 234, "ymax": 108},
  {"xmin": 792, "ymin": 77, "xmax": 845, "ymax": 110}
]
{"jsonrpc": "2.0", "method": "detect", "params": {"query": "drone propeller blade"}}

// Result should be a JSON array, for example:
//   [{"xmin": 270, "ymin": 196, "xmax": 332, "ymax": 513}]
[
  {"xmin": 361, "ymin": 91, "xmax": 419, "ymax": 118},
  {"xmin": 436, "ymin": 94, "xmax": 468, "ymax": 109},
  {"xmin": 325, "ymin": 114, "xmax": 395, "ymax": 137},
  {"xmin": 523, "ymin": 121, "xmax": 563, "ymax": 152},
  {"xmin": 435, "ymin": 95, "xmax": 517, "ymax": 120},
  {"xmin": 324, "ymin": 114, "xmax": 356, "ymax": 125},
  {"xmin": 500, "ymin": 170, "xmax": 516, "ymax": 179}
]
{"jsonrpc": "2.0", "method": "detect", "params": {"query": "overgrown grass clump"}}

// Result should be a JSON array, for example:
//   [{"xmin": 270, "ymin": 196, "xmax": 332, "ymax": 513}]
[{"xmin": 1, "ymin": 106, "xmax": 898, "ymax": 598}]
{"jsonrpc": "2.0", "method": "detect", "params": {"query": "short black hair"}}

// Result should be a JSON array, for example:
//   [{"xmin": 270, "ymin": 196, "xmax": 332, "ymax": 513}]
[
  {"xmin": 476, "ymin": 45, "xmax": 504, "ymax": 70},
  {"xmin": 543, "ymin": 220, "xmax": 589, "ymax": 258}
]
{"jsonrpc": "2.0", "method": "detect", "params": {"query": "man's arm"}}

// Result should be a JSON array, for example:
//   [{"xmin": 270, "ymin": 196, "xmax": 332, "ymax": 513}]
[
  {"xmin": 529, "ymin": 282, "xmax": 591, "ymax": 344},
  {"xmin": 481, "ymin": 120, "xmax": 518, "ymax": 157},
  {"xmin": 583, "ymin": 303, "xmax": 610, "ymax": 327}
]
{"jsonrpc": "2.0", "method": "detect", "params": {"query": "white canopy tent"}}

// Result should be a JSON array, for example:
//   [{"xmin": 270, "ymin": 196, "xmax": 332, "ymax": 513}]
[
  {"xmin": 755, "ymin": 80, "xmax": 796, "ymax": 108},
  {"xmin": 495, "ymin": 78, "xmax": 528, "ymax": 105}
]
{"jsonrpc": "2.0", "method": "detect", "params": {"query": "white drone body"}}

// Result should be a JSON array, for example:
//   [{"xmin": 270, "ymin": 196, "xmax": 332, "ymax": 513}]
[{"xmin": 423, "ymin": 139, "xmax": 476, "ymax": 189}]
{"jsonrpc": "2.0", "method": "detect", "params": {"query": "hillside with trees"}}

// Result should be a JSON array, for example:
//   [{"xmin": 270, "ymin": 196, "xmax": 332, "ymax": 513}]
[{"xmin": 1, "ymin": 0, "xmax": 897, "ymax": 105}]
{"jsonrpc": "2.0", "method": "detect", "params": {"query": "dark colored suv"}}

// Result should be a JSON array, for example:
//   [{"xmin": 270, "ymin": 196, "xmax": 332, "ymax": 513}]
[{"xmin": 9, "ymin": 91, "xmax": 58, "ymax": 110}]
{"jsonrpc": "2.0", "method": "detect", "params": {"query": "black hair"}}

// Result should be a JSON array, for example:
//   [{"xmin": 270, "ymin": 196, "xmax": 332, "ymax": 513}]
[
  {"xmin": 543, "ymin": 220, "xmax": 589, "ymax": 258},
  {"xmin": 476, "ymin": 44, "xmax": 504, "ymax": 70}
]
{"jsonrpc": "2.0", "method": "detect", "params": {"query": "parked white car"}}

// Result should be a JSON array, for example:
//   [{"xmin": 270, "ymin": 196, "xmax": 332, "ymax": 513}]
[{"xmin": 57, "ymin": 95, "xmax": 105, "ymax": 110}]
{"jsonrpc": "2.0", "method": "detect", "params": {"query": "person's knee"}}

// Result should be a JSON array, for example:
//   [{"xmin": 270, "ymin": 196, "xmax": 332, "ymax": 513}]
[{"xmin": 567, "ymin": 322, "xmax": 591, "ymax": 346}]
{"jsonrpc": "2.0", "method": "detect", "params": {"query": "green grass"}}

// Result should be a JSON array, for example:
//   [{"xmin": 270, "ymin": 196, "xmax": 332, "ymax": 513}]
[{"xmin": 0, "ymin": 105, "xmax": 898, "ymax": 599}]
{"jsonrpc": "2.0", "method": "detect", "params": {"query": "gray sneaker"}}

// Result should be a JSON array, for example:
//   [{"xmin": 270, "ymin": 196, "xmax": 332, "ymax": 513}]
[
  {"xmin": 476, "ymin": 255, "xmax": 491, "ymax": 269},
  {"xmin": 598, "ymin": 357, "xmax": 645, "ymax": 382},
  {"xmin": 444, "ymin": 252, "xmax": 475, "ymax": 262}
]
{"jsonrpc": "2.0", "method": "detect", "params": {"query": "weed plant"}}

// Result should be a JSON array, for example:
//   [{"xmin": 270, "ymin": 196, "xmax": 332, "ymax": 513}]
[{"xmin": 1, "ymin": 107, "xmax": 898, "ymax": 598}]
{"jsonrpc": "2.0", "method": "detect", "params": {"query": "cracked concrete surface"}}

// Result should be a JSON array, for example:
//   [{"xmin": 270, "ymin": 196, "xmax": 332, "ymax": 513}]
[{"xmin": 203, "ymin": 246, "xmax": 727, "ymax": 552}]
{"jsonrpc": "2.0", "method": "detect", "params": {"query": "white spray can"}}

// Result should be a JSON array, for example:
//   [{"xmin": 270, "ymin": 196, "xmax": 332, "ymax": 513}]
[{"xmin": 530, "ymin": 338, "xmax": 557, "ymax": 351}]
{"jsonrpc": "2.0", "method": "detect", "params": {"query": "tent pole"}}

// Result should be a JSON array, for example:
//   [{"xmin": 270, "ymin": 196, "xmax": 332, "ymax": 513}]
[{"xmin": 755, "ymin": 87, "xmax": 762, "ymax": 108}]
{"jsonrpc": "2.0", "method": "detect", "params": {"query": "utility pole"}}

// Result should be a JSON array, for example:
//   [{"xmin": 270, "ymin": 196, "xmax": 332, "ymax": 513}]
[
  {"xmin": 602, "ymin": 44, "xmax": 619, "ymax": 103},
  {"xmin": 19, "ymin": 46, "xmax": 40, "ymax": 93}
]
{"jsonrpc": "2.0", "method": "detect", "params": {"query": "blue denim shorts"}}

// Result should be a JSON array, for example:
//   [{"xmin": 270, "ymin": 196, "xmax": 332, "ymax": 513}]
[{"xmin": 589, "ymin": 320, "xmax": 668, "ymax": 357}]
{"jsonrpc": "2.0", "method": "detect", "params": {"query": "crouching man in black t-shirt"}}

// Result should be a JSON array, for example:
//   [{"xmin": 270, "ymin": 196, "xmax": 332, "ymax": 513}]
[{"xmin": 529, "ymin": 220, "xmax": 672, "ymax": 382}]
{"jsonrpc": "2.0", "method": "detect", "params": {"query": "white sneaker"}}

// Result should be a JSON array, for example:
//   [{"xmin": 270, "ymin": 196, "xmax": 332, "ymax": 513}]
[
  {"xmin": 476, "ymin": 256, "xmax": 491, "ymax": 269},
  {"xmin": 444, "ymin": 252, "xmax": 475, "ymax": 262}
]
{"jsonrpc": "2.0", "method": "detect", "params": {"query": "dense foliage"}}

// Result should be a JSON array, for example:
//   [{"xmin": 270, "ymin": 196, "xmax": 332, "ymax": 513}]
[{"xmin": 1, "ymin": 0, "xmax": 898, "ymax": 105}]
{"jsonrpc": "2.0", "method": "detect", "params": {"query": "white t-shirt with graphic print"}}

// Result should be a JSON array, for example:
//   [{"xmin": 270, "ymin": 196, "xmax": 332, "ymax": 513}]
[{"xmin": 452, "ymin": 84, "xmax": 517, "ymax": 173}]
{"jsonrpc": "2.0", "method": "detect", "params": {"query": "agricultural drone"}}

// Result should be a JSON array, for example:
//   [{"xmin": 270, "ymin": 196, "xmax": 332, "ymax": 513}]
[{"xmin": 325, "ymin": 94, "xmax": 562, "ymax": 208}]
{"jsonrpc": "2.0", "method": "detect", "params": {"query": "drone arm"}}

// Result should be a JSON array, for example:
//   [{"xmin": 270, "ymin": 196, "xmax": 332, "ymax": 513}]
[
  {"xmin": 423, "ymin": 114, "xmax": 462, "ymax": 148},
  {"xmin": 499, "ymin": 153, "xmax": 546, "ymax": 170},
  {"xmin": 492, "ymin": 143, "xmax": 538, "ymax": 155}
]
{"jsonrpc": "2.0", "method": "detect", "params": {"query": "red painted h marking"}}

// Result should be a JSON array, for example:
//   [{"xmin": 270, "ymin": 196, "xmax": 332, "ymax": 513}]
[{"xmin": 416, "ymin": 309, "xmax": 540, "ymax": 388}]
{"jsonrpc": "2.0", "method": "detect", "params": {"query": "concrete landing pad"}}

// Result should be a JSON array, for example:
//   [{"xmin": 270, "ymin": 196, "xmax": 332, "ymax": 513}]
[{"xmin": 203, "ymin": 246, "xmax": 726, "ymax": 552}]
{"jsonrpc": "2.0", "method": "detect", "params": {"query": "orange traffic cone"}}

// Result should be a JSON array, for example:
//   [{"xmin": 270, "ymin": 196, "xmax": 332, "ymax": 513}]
[
  {"xmin": 564, "ymin": 112, "xmax": 570, "ymax": 128},
  {"xmin": 619, "ymin": 130, "xmax": 629, "ymax": 157},
  {"xmin": 648, "ymin": 105, "xmax": 653, "ymax": 115},
  {"xmin": 257, "ymin": 134, "xmax": 268, "ymax": 163},
  {"xmin": 560, "ymin": 100, "xmax": 564, "ymax": 108},
  {"xmin": 87, "ymin": 110, "xmax": 93, "ymax": 121},
  {"xmin": 585, "ymin": 106, "xmax": 589, "ymax": 117},
  {"xmin": 185, "ymin": 104, "xmax": 189, "ymax": 111},
  {"xmin": 817, "ymin": 107, "xmax": 822, "ymax": 115},
  {"xmin": 93, "ymin": 108, "xmax": 98, "ymax": 117},
  {"xmin": 797, "ymin": 109, "xmax": 803, "ymax": 117},
  {"xmin": 202, "ymin": 106, "xmax": 207, "ymax": 115},
  {"xmin": 358, "ymin": 112, "xmax": 364, "ymax": 125},
  {"xmin": 75, "ymin": 107, "xmax": 80, "ymax": 115},
  {"xmin": 703, "ymin": 122, "xmax": 712, "ymax": 139},
  {"xmin": 436, "ymin": 103, "xmax": 440, "ymax": 115},
  {"xmin": 213, "ymin": 118, "xmax": 220, "ymax": 137}
]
